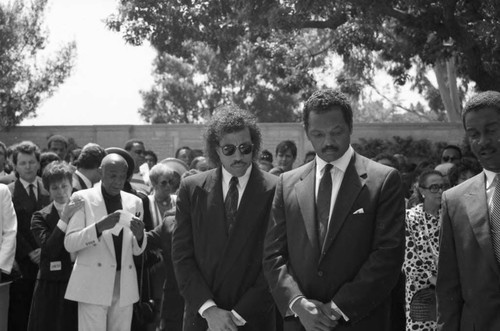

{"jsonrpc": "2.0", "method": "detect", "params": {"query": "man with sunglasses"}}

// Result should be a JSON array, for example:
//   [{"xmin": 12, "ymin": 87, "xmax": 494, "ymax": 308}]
[
  {"xmin": 172, "ymin": 105, "xmax": 277, "ymax": 331},
  {"xmin": 437, "ymin": 91, "xmax": 500, "ymax": 330},
  {"xmin": 124, "ymin": 139, "xmax": 151, "ymax": 195},
  {"xmin": 440, "ymin": 144, "xmax": 462, "ymax": 166},
  {"xmin": 263, "ymin": 89, "xmax": 405, "ymax": 331}
]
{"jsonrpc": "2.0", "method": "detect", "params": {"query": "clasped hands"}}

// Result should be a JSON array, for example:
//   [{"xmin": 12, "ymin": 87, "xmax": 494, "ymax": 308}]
[
  {"xmin": 292, "ymin": 297, "xmax": 341, "ymax": 331},
  {"xmin": 96, "ymin": 210, "xmax": 144, "ymax": 241}
]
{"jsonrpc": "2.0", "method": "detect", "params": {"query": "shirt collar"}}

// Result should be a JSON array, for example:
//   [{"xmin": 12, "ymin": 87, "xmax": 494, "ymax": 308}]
[
  {"xmin": 75, "ymin": 170, "xmax": 93, "ymax": 188},
  {"xmin": 315, "ymin": 145, "xmax": 354, "ymax": 174},
  {"xmin": 221, "ymin": 163, "xmax": 252, "ymax": 188},
  {"xmin": 19, "ymin": 177, "xmax": 37, "ymax": 190},
  {"xmin": 484, "ymin": 168, "xmax": 498, "ymax": 189}
]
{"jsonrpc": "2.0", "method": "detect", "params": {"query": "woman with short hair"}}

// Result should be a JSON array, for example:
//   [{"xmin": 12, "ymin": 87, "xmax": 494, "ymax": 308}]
[{"xmin": 28, "ymin": 161, "xmax": 83, "ymax": 331}]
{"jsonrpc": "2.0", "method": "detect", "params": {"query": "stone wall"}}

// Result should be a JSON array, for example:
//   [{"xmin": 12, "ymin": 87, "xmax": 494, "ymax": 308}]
[{"xmin": 0, "ymin": 122, "xmax": 464, "ymax": 162}]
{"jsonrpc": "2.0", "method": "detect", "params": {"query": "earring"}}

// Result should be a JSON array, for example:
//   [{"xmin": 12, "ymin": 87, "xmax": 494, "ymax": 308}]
[{"xmin": 422, "ymin": 195, "xmax": 425, "ymax": 198}]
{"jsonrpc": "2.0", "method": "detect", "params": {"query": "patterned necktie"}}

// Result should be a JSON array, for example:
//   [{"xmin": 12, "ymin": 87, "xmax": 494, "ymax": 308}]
[
  {"xmin": 28, "ymin": 183, "xmax": 37, "ymax": 210},
  {"xmin": 225, "ymin": 176, "xmax": 239, "ymax": 235},
  {"xmin": 317, "ymin": 164, "xmax": 333, "ymax": 246},
  {"xmin": 490, "ymin": 174, "xmax": 500, "ymax": 264}
]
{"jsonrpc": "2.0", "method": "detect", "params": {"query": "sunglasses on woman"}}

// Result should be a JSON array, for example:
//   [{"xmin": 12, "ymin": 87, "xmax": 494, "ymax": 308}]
[
  {"xmin": 421, "ymin": 184, "xmax": 448, "ymax": 193},
  {"xmin": 219, "ymin": 142, "xmax": 254, "ymax": 156}
]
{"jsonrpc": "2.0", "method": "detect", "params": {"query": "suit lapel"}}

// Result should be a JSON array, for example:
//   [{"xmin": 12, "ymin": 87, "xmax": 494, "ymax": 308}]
[
  {"xmin": 203, "ymin": 168, "xmax": 228, "ymax": 241},
  {"xmin": 47, "ymin": 203, "xmax": 60, "ymax": 230},
  {"xmin": 120, "ymin": 192, "xmax": 134, "ymax": 260},
  {"xmin": 295, "ymin": 161, "xmax": 320, "ymax": 256},
  {"xmin": 36, "ymin": 178, "xmax": 50, "ymax": 209},
  {"xmin": 467, "ymin": 175, "xmax": 500, "ymax": 277},
  {"xmin": 93, "ymin": 186, "xmax": 116, "ymax": 259},
  {"xmin": 321, "ymin": 154, "xmax": 366, "ymax": 257}
]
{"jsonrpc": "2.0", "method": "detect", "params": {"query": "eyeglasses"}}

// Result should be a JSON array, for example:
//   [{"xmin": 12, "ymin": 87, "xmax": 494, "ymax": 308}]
[
  {"xmin": 420, "ymin": 184, "xmax": 448, "ymax": 193},
  {"xmin": 219, "ymin": 142, "xmax": 254, "ymax": 156},
  {"xmin": 442, "ymin": 156, "xmax": 458, "ymax": 162}
]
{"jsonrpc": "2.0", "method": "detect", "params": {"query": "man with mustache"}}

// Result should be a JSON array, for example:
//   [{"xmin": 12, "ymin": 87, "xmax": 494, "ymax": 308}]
[
  {"xmin": 172, "ymin": 105, "xmax": 277, "ymax": 331},
  {"xmin": 263, "ymin": 89, "xmax": 405, "ymax": 331},
  {"xmin": 437, "ymin": 91, "xmax": 500, "ymax": 330}
]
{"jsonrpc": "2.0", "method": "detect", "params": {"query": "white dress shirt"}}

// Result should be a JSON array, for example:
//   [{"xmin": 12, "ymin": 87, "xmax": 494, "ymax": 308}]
[{"xmin": 19, "ymin": 177, "xmax": 38, "ymax": 200}]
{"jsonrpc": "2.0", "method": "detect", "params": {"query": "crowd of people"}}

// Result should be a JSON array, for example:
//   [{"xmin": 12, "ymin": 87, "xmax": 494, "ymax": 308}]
[{"xmin": 0, "ymin": 89, "xmax": 500, "ymax": 331}]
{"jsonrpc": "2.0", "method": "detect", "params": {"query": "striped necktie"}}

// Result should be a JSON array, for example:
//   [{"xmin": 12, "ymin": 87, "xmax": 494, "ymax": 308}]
[{"xmin": 490, "ymin": 174, "xmax": 500, "ymax": 264}]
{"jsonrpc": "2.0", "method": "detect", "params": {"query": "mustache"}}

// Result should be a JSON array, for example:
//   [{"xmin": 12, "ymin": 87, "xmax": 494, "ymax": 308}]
[
  {"xmin": 321, "ymin": 145, "xmax": 338, "ymax": 153},
  {"xmin": 479, "ymin": 145, "xmax": 495, "ymax": 153},
  {"xmin": 231, "ymin": 160, "xmax": 247, "ymax": 166}
]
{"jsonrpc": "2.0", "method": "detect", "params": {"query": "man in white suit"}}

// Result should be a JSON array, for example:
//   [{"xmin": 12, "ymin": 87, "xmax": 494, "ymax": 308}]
[
  {"xmin": 0, "ymin": 183, "xmax": 17, "ymax": 330},
  {"xmin": 64, "ymin": 153, "xmax": 146, "ymax": 331}
]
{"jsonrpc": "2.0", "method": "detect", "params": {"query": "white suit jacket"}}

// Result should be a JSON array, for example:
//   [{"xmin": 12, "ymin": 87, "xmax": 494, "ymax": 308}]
[
  {"xmin": 0, "ymin": 184, "xmax": 17, "ymax": 274},
  {"xmin": 64, "ymin": 183, "xmax": 146, "ymax": 307}
]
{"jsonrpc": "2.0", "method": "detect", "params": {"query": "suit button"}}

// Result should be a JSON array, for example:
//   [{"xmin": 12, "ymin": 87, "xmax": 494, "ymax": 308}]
[
  {"xmin": 318, "ymin": 271, "xmax": 323, "ymax": 277},
  {"xmin": 129, "ymin": 265, "xmax": 132, "ymax": 269},
  {"xmin": 97, "ymin": 263, "xmax": 102, "ymax": 267}
]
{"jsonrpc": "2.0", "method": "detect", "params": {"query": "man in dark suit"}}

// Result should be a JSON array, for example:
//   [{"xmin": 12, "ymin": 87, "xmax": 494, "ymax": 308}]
[
  {"xmin": 436, "ymin": 90, "xmax": 500, "ymax": 330},
  {"xmin": 263, "ymin": 89, "xmax": 405, "ymax": 331},
  {"xmin": 72, "ymin": 143, "xmax": 106, "ymax": 191},
  {"xmin": 172, "ymin": 105, "xmax": 278, "ymax": 331},
  {"xmin": 8, "ymin": 141, "xmax": 50, "ymax": 331}
]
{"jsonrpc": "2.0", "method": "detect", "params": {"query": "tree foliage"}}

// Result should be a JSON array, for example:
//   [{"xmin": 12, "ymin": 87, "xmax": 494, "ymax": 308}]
[
  {"xmin": 0, "ymin": 0, "xmax": 75, "ymax": 129},
  {"xmin": 138, "ymin": 36, "xmax": 317, "ymax": 123},
  {"xmin": 109, "ymin": 0, "xmax": 500, "ymax": 123}
]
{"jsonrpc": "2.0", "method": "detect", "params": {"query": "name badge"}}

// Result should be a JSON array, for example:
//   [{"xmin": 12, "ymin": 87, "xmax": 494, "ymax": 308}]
[{"xmin": 50, "ymin": 261, "xmax": 62, "ymax": 271}]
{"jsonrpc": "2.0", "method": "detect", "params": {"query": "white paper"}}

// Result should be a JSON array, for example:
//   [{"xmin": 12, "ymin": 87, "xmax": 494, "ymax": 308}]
[{"xmin": 108, "ymin": 210, "xmax": 134, "ymax": 235}]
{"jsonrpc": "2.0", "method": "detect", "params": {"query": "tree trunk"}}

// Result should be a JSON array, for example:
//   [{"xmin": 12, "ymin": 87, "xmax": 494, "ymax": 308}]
[{"xmin": 434, "ymin": 59, "xmax": 461, "ymax": 122}]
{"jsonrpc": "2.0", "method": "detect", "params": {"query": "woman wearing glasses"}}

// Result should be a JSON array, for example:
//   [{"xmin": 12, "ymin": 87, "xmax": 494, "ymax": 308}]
[
  {"xmin": 138, "ymin": 163, "xmax": 183, "ymax": 330},
  {"xmin": 403, "ymin": 169, "xmax": 447, "ymax": 331}
]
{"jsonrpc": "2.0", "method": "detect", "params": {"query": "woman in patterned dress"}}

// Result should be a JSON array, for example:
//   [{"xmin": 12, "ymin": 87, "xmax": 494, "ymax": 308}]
[{"xmin": 404, "ymin": 169, "xmax": 447, "ymax": 331}]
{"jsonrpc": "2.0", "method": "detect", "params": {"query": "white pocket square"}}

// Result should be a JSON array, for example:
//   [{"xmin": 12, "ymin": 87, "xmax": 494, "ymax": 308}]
[{"xmin": 353, "ymin": 208, "xmax": 364, "ymax": 214}]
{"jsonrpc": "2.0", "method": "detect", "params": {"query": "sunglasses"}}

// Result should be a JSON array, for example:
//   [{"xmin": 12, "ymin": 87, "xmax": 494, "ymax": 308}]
[
  {"xmin": 442, "ymin": 156, "xmax": 458, "ymax": 162},
  {"xmin": 421, "ymin": 184, "xmax": 448, "ymax": 193},
  {"xmin": 219, "ymin": 142, "xmax": 254, "ymax": 156}
]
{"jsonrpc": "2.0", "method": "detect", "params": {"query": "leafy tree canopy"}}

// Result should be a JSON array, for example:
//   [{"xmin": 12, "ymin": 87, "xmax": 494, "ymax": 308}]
[
  {"xmin": 0, "ymin": 0, "xmax": 75, "ymax": 129},
  {"xmin": 109, "ymin": 0, "xmax": 500, "ymax": 122}
]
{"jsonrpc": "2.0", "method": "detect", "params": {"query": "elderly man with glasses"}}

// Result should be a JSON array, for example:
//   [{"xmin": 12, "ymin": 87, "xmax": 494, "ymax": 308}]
[{"xmin": 172, "ymin": 105, "xmax": 278, "ymax": 331}]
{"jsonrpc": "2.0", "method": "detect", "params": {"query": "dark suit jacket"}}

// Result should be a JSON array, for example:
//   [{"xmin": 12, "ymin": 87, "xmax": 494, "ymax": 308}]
[
  {"xmin": 437, "ymin": 173, "xmax": 500, "ymax": 331},
  {"xmin": 172, "ymin": 165, "xmax": 278, "ymax": 331},
  {"xmin": 31, "ymin": 203, "xmax": 74, "ymax": 281},
  {"xmin": 263, "ymin": 153, "xmax": 405, "ymax": 331},
  {"xmin": 8, "ymin": 178, "xmax": 50, "ymax": 279}
]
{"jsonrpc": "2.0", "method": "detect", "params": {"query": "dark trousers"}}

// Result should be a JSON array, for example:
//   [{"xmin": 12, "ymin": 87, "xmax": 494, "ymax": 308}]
[{"xmin": 8, "ymin": 278, "xmax": 35, "ymax": 331}]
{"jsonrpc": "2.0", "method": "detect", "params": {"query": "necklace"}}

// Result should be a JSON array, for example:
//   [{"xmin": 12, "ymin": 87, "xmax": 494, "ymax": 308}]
[{"xmin": 155, "ymin": 196, "xmax": 171, "ymax": 207}]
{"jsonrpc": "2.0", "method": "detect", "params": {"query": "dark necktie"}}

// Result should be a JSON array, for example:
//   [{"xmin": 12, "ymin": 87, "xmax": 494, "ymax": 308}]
[
  {"xmin": 28, "ymin": 183, "xmax": 37, "ymax": 210},
  {"xmin": 490, "ymin": 174, "xmax": 500, "ymax": 264},
  {"xmin": 317, "ymin": 164, "xmax": 333, "ymax": 247},
  {"xmin": 225, "ymin": 176, "xmax": 239, "ymax": 235}
]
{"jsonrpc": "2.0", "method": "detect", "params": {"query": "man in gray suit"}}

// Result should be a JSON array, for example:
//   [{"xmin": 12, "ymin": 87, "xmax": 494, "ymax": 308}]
[{"xmin": 437, "ymin": 90, "xmax": 500, "ymax": 330}]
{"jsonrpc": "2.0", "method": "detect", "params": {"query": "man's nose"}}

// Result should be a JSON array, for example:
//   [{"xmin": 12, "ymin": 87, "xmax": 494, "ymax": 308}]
[{"xmin": 478, "ymin": 133, "xmax": 491, "ymax": 146}]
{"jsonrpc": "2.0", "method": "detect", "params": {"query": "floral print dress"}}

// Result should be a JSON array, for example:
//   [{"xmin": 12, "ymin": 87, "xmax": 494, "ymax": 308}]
[{"xmin": 403, "ymin": 203, "xmax": 440, "ymax": 331}]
